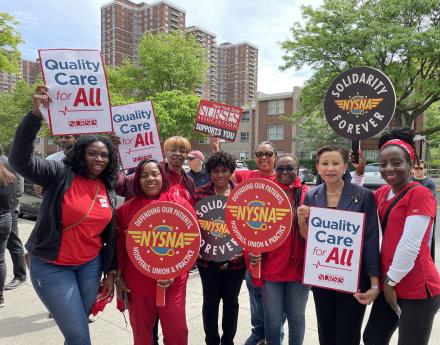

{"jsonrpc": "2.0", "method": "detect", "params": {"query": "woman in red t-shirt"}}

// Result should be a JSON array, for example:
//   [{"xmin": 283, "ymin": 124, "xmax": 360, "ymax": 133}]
[
  {"xmin": 115, "ymin": 159, "xmax": 196, "ymax": 345},
  {"xmin": 364, "ymin": 128, "xmax": 440, "ymax": 345},
  {"xmin": 363, "ymin": 128, "xmax": 440, "ymax": 345}
]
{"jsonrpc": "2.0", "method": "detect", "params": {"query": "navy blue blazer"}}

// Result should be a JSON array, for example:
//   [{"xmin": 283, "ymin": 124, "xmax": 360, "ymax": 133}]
[{"xmin": 304, "ymin": 181, "xmax": 380, "ymax": 292}]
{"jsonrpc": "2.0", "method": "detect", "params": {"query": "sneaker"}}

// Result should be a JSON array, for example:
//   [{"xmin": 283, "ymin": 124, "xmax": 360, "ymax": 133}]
[
  {"xmin": 4, "ymin": 277, "xmax": 26, "ymax": 290},
  {"xmin": 0, "ymin": 297, "xmax": 4, "ymax": 308}
]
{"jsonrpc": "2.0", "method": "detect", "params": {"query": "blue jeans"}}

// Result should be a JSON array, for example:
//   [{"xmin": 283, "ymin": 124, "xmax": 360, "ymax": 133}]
[
  {"xmin": 30, "ymin": 254, "xmax": 102, "ymax": 345},
  {"xmin": 0, "ymin": 213, "xmax": 12, "ymax": 298},
  {"xmin": 262, "ymin": 281, "xmax": 310, "ymax": 345},
  {"xmin": 244, "ymin": 271, "xmax": 286, "ymax": 345}
]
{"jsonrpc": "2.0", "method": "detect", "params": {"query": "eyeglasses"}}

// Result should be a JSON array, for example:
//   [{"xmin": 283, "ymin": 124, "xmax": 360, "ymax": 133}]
[
  {"xmin": 414, "ymin": 167, "xmax": 425, "ymax": 170},
  {"xmin": 255, "ymin": 151, "xmax": 275, "ymax": 158},
  {"xmin": 275, "ymin": 165, "xmax": 297, "ymax": 173}
]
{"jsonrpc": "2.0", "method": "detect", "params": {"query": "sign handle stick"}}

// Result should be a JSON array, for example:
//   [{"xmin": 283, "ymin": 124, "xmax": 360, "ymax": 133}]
[
  {"xmin": 251, "ymin": 260, "xmax": 261, "ymax": 279},
  {"xmin": 156, "ymin": 285, "xmax": 166, "ymax": 307}
]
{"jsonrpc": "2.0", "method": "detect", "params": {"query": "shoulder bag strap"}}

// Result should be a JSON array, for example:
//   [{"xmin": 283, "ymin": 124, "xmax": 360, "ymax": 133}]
[
  {"xmin": 381, "ymin": 184, "xmax": 418, "ymax": 233},
  {"xmin": 62, "ymin": 185, "xmax": 100, "ymax": 232}
]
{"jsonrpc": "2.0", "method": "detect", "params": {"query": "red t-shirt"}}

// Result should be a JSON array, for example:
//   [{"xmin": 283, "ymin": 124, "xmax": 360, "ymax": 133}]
[
  {"xmin": 375, "ymin": 182, "xmax": 440, "ymax": 299},
  {"xmin": 262, "ymin": 179, "xmax": 309, "ymax": 282},
  {"xmin": 168, "ymin": 169, "xmax": 194, "ymax": 205},
  {"xmin": 116, "ymin": 193, "xmax": 195, "ymax": 297},
  {"xmin": 234, "ymin": 169, "xmax": 277, "ymax": 184},
  {"xmin": 52, "ymin": 175, "xmax": 112, "ymax": 265}
]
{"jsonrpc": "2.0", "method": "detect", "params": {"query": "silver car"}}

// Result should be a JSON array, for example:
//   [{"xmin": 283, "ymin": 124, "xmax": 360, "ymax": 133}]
[{"xmin": 351, "ymin": 163, "xmax": 386, "ymax": 187}]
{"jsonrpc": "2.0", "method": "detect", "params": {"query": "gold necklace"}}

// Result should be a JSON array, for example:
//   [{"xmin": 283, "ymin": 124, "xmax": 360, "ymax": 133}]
[{"xmin": 326, "ymin": 182, "xmax": 344, "ymax": 196}]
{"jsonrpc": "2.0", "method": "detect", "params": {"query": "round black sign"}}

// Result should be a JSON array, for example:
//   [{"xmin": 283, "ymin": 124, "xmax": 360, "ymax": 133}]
[
  {"xmin": 324, "ymin": 66, "xmax": 396, "ymax": 140},
  {"xmin": 194, "ymin": 195, "xmax": 242, "ymax": 262}
]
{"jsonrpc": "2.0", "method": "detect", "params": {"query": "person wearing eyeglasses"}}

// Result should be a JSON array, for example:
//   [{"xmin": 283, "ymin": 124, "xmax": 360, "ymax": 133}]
[
  {"xmin": 250, "ymin": 153, "xmax": 310, "ymax": 345},
  {"xmin": 187, "ymin": 150, "xmax": 210, "ymax": 188},
  {"xmin": 412, "ymin": 160, "xmax": 436, "ymax": 196}
]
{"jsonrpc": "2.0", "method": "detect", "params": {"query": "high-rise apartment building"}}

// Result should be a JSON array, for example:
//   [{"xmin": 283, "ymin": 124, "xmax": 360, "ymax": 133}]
[
  {"xmin": 186, "ymin": 26, "xmax": 217, "ymax": 101},
  {"xmin": 101, "ymin": 0, "xmax": 185, "ymax": 67},
  {"xmin": 0, "ymin": 59, "xmax": 40, "ymax": 92},
  {"xmin": 218, "ymin": 42, "xmax": 258, "ymax": 107},
  {"xmin": 100, "ymin": 0, "xmax": 258, "ymax": 106}
]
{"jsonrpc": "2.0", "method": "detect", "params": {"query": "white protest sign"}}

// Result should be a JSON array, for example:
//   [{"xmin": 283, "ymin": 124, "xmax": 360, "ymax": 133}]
[
  {"xmin": 38, "ymin": 49, "xmax": 113, "ymax": 135},
  {"xmin": 303, "ymin": 207, "xmax": 365, "ymax": 293},
  {"xmin": 112, "ymin": 101, "xmax": 163, "ymax": 169}
]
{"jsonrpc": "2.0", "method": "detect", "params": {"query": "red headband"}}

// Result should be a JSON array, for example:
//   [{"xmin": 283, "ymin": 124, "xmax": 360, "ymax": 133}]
[{"xmin": 380, "ymin": 139, "xmax": 415, "ymax": 161}]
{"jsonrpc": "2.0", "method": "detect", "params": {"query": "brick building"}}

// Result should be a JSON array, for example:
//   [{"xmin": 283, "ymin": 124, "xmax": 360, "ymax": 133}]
[{"xmin": 0, "ymin": 59, "xmax": 40, "ymax": 92}]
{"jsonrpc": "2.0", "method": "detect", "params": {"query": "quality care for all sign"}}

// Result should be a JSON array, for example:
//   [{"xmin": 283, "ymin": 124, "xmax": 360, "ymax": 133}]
[
  {"xmin": 225, "ymin": 178, "xmax": 292, "ymax": 253},
  {"xmin": 112, "ymin": 101, "xmax": 163, "ymax": 170},
  {"xmin": 126, "ymin": 201, "xmax": 201, "ymax": 280},
  {"xmin": 39, "ymin": 49, "xmax": 113, "ymax": 135},
  {"xmin": 303, "ymin": 207, "xmax": 365, "ymax": 294},
  {"xmin": 195, "ymin": 195, "xmax": 242, "ymax": 262},
  {"xmin": 194, "ymin": 100, "xmax": 243, "ymax": 141},
  {"xmin": 324, "ymin": 66, "xmax": 396, "ymax": 140}
]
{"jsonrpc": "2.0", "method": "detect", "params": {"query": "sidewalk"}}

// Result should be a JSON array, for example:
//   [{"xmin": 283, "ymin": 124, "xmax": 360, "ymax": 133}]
[{"xmin": 1, "ymin": 219, "xmax": 438, "ymax": 345}]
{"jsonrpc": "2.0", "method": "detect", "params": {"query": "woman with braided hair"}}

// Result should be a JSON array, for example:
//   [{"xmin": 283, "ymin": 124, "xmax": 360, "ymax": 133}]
[{"xmin": 363, "ymin": 128, "xmax": 440, "ymax": 345}]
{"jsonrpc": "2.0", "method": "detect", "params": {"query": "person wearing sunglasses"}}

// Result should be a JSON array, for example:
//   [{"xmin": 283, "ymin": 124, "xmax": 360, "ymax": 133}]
[
  {"xmin": 251, "ymin": 153, "xmax": 310, "ymax": 345},
  {"xmin": 187, "ymin": 150, "xmax": 210, "ymax": 188},
  {"xmin": 412, "ymin": 160, "xmax": 436, "ymax": 196}
]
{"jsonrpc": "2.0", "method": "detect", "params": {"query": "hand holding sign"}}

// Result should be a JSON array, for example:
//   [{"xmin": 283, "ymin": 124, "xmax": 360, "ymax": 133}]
[{"xmin": 32, "ymin": 86, "xmax": 51, "ymax": 119}]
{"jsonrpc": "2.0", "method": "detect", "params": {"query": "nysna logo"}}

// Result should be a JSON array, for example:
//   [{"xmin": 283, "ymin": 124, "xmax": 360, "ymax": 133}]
[
  {"xmin": 198, "ymin": 219, "xmax": 229, "ymax": 238},
  {"xmin": 227, "ymin": 200, "xmax": 290, "ymax": 231},
  {"xmin": 128, "ymin": 225, "xmax": 198, "ymax": 256},
  {"xmin": 335, "ymin": 95, "xmax": 384, "ymax": 116}
]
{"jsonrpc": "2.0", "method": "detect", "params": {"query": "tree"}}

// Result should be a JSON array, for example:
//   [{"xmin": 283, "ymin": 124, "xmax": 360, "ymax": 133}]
[
  {"xmin": 280, "ymin": 0, "xmax": 440, "ymax": 132},
  {"xmin": 106, "ymin": 31, "xmax": 209, "ymax": 99},
  {"xmin": 425, "ymin": 102, "xmax": 440, "ymax": 160},
  {"xmin": 0, "ymin": 13, "xmax": 23, "ymax": 73},
  {"xmin": 150, "ymin": 90, "xmax": 201, "ymax": 140}
]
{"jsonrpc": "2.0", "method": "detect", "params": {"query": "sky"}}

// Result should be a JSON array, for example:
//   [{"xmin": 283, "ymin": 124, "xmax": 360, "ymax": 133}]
[{"xmin": 3, "ymin": 0, "xmax": 323, "ymax": 94}]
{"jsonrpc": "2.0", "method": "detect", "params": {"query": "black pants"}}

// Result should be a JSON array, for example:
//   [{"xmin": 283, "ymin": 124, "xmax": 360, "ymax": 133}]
[
  {"xmin": 312, "ymin": 287, "xmax": 366, "ymax": 345},
  {"xmin": 363, "ymin": 292, "xmax": 440, "ymax": 345},
  {"xmin": 199, "ymin": 265, "xmax": 246, "ymax": 345},
  {"xmin": 6, "ymin": 210, "xmax": 26, "ymax": 279}
]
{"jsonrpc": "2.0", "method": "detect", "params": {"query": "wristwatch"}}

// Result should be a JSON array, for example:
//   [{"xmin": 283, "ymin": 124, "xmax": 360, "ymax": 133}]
[{"xmin": 384, "ymin": 275, "xmax": 397, "ymax": 287}]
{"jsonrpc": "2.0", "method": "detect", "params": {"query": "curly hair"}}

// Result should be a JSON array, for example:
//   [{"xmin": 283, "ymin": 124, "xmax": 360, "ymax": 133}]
[
  {"xmin": 205, "ymin": 151, "xmax": 236, "ymax": 174},
  {"xmin": 133, "ymin": 159, "xmax": 169, "ymax": 197},
  {"xmin": 378, "ymin": 128, "xmax": 416, "ymax": 149},
  {"xmin": 63, "ymin": 135, "xmax": 119, "ymax": 190},
  {"xmin": 316, "ymin": 145, "xmax": 349, "ymax": 164}
]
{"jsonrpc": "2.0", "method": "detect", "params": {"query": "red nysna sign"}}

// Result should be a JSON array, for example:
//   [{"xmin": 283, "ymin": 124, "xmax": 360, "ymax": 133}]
[
  {"xmin": 126, "ymin": 201, "xmax": 201, "ymax": 280},
  {"xmin": 225, "ymin": 178, "xmax": 292, "ymax": 253},
  {"xmin": 194, "ymin": 99, "xmax": 243, "ymax": 141}
]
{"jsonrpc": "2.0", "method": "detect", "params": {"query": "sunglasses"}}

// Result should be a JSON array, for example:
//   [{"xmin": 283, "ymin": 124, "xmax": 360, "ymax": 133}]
[
  {"xmin": 275, "ymin": 165, "xmax": 297, "ymax": 173},
  {"xmin": 255, "ymin": 151, "xmax": 275, "ymax": 158},
  {"xmin": 187, "ymin": 157, "xmax": 196, "ymax": 161},
  {"xmin": 414, "ymin": 167, "xmax": 425, "ymax": 170}
]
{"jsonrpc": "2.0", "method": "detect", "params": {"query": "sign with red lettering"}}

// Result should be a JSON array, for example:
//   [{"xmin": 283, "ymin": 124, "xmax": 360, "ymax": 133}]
[
  {"xmin": 225, "ymin": 178, "xmax": 292, "ymax": 253},
  {"xmin": 112, "ymin": 101, "xmax": 163, "ymax": 169},
  {"xmin": 194, "ymin": 99, "xmax": 243, "ymax": 141},
  {"xmin": 126, "ymin": 201, "xmax": 201, "ymax": 280},
  {"xmin": 195, "ymin": 195, "xmax": 242, "ymax": 262},
  {"xmin": 38, "ymin": 49, "xmax": 113, "ymax": 135},
  {"xmin": 303, "ymin": 207, "xmax": 364, "ymax": 293}
]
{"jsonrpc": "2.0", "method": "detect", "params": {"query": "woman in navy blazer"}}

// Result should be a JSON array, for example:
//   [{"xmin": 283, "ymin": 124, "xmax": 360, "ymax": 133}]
[{"xmin": 297, "ymin": 145, "xmax": 380, "ymax": 345}]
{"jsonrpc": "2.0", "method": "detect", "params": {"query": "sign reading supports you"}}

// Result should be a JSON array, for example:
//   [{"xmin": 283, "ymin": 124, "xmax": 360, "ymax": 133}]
[{"xmin": 324, "ymin": 66, "xmax": 396, "ymax": 140}]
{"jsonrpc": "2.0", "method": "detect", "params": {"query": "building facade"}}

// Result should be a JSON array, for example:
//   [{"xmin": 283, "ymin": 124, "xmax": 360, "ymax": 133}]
[
  {"xmin": 217, "ymin": 42, "xmax": 258, "ymax": 107},
  {"xmin": 0, "ymin": 59, "xmax": 40, "ymax": 92}
]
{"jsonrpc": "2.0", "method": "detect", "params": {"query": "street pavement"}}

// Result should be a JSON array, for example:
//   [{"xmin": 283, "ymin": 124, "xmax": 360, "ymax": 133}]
[{"xmin": 1, "ymin": 184, "xmax": 439, "ymax": 345}]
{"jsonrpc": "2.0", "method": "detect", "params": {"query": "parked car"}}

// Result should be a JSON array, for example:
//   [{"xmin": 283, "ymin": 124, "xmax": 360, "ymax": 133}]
[
  {"xmin": 235, "ymin": 160, "xmax": 248, "ymax": 171},
  {"xmin": 299, "ymin": 167, "xmax": 314, "ymax": 183},
  {"xmin": 350, "ymin": 163, "xmax": 386, "ymax": 187}
]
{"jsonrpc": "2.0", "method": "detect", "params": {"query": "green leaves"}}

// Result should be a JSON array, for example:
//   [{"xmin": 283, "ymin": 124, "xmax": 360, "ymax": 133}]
[
  {"xmin": 281, "ymin": 0, "xmax": 440, "ymax": 131},
  {"xmin": 0, "ymin": 12, "xmax": 22, "ymax": 73}
]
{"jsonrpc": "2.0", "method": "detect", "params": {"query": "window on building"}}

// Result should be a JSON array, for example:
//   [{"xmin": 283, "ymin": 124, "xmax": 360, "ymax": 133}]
[
  {"xmin": 267, "ymin": 125, "xmax": 284, "ymax": 140},
  {"xmin": 240, "ymin": 132, "xmax": 249, "ymax": 142},
  {"xmin": 241, "ymin": 111, "xmax": 249, "ymax": 122},
  {"xmin": 199, "ymin": 138, "xmax": 209, "ymax": 144},
  {"xmin": 48, "ymin": 138, "xmax": 54, "ymax": 145},
  {"xmin": 267, "ymin": 100, "xmax": 284, "ymax": 115}
]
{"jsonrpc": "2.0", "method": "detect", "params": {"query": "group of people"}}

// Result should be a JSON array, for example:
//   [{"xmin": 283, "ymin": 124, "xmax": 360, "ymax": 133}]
[{"xmin": 0, "ymin": 85, "xmax": 438, "ymax": 345}]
